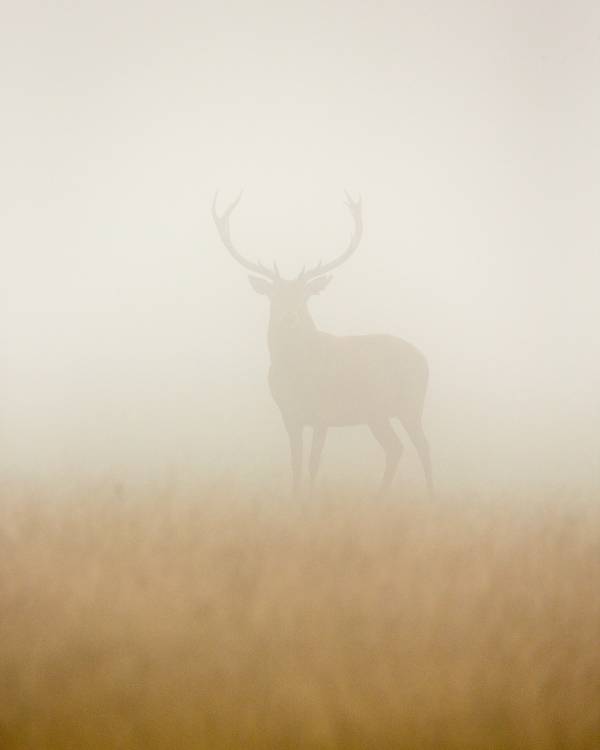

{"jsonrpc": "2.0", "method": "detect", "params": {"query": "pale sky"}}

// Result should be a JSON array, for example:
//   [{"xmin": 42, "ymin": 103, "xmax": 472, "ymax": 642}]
[{"xmin": 2, "ymin": 1, "xmax": 599, "ymax": 491}]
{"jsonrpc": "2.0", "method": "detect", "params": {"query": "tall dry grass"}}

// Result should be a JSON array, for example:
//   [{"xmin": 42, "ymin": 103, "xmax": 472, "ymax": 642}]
[{"xmin": 1, "ymin": 481, "xmax": 599, "ymax": 749}]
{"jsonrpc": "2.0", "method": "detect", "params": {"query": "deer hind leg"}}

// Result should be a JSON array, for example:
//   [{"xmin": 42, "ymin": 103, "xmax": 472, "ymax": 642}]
[
  {"xmin": 403, "ymin": 417, "xmax": 434, "ymax": 500},
  {"xmin": 308, "ymin": 426, "xmax": 327, "ymax": 499},
  {"xmin": 369, "ymin": 419, "xmax": 403, "ymax": 499}
]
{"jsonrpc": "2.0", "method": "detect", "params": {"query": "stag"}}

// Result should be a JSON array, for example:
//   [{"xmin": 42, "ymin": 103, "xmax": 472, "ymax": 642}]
[{"xmin": 212, "ymin": 192, "xmax": 433, "ymax": 499}]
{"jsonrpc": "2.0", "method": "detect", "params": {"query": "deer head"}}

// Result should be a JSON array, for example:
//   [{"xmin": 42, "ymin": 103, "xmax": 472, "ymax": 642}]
[{"xmin": 212, "ymin": 191, "xmax": 362, "ymax": 327}]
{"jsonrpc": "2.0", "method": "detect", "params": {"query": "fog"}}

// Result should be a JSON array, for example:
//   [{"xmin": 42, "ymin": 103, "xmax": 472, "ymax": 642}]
[{"xmin": 2, "ymin": 0, "xmax": 599, "ymax": 492}]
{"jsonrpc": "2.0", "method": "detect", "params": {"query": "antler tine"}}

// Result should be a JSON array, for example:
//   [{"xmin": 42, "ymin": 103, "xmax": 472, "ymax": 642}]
[
  {"xmin": 301, "ymin": 192, "xmax": 363, "ymax": 282},
  {"xmin": 213, "ymin": 189, "xmax": 242, "ymax": 217},
  {"xmin": 212, "ymin": 191, "xmax": 277, "ymax": 280}
]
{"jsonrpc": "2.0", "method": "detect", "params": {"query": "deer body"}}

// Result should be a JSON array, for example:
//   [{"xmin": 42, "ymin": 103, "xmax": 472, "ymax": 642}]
[
  {"xmin": 269, "ymin": 326, "xmax": 428, "ymax": 428},
  {"xmin": 212, "ymin": 192, "xmax": 433, "ymax": 499}
]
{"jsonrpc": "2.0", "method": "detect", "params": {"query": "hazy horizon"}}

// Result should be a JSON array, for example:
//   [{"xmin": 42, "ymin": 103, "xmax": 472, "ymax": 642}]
[{"xmin": 2, "ymin": 0, "xmax": 599, "ymax": 493}]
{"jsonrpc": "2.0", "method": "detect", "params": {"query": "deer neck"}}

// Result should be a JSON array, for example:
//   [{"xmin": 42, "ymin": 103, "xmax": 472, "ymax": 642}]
[{"xmin": 268, "ymin": 308, "xmax": 319, "ymax": 368}]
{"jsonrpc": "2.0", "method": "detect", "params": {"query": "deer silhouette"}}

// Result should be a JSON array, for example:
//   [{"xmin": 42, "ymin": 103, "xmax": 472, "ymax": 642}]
[{"xmin": 212, "ymin": 191, "xmax": 433, "ymax": 499}]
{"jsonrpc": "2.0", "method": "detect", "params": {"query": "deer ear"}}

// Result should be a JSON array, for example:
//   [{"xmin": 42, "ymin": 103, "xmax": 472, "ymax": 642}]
[
  {"xmin": 304, "ymin": 275, "xmax": 332, "ymax": 296},
  {"xmin": 248, "ymin": 276, "xmax": 273, "ymax": 296}
]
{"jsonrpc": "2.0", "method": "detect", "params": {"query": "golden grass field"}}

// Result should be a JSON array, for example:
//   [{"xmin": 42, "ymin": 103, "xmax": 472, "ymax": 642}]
[{"xmin": 1, "ymin": 481, "xmax": 599, "ymax": 749}]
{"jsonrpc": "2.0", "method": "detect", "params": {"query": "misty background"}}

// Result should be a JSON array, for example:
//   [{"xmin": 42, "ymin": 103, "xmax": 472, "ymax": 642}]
[{"xmin": 2, "ymin": 0, "xmax": 599, "ymax": 492}]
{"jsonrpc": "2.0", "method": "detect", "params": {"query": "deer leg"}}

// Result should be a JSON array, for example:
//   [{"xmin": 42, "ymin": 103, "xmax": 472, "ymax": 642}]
[
  {"xmin": 369, "ymin": 419, "xmax": 403, "ymax": 499},
  {"xmin": 308, "ymin": 426, "xmax": 327, "ymax": 499},
  {"xmin": 403, "ymin": 418, "xmax": 434, "ymax": 500},
  {"xmin": 284, "ymin": 420, "xmax": 303, "ymax": 499}
]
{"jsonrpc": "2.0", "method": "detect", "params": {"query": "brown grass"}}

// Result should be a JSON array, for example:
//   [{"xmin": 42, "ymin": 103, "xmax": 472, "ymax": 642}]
[{"xmin": 1, "ymin": 482, "xmax": 599, "ymax": 749}]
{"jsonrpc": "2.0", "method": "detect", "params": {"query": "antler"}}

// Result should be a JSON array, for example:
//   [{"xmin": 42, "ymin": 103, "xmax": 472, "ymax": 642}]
[
  {"xmin": 212, "ymin": 191, "xmax": 278, "ymax": 280},
  {"xmin": 299, "ymin": 191, "xmax": 363, "ymax": 282}
]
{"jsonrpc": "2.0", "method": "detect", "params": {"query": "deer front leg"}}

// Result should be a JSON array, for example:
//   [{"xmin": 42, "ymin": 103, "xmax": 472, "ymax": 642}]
[
  {"xmin": 308, "ymin": 426, "xmax": 327, "ymax": 499},
  {"xmin": 284, "ymin": 419, "xmax": 303, "ymax": 499}
]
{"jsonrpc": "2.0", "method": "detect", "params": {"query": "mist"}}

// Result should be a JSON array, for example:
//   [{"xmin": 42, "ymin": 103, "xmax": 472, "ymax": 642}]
[{"xmin": 2, "ymin": 0, "xmax": 599, "ymax": 493}]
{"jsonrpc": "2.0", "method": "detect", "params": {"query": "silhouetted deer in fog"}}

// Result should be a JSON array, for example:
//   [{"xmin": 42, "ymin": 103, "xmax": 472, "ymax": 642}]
[{"xmin": 212, "ymin": 192, "xmax": 433, "ymax": 499}]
